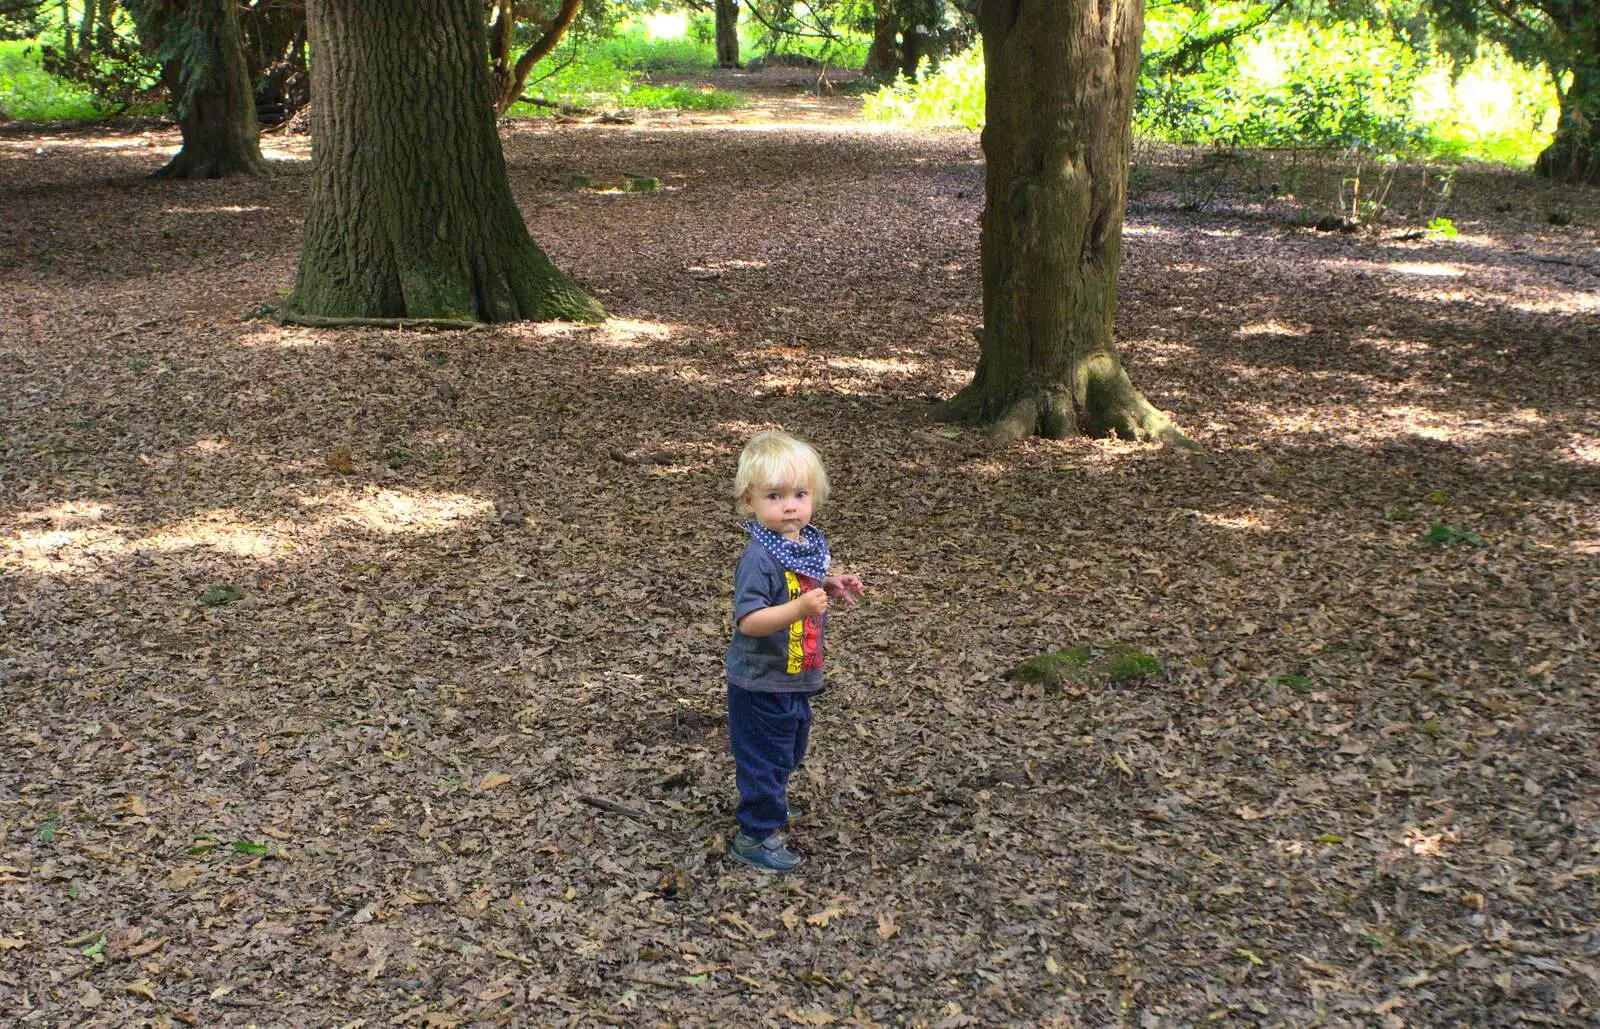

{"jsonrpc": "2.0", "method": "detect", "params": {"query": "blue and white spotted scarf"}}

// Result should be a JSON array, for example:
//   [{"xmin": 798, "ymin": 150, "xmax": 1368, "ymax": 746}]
[{"xmin": 744, "ymin": 521, "xmax": 830, "ymax": 581}]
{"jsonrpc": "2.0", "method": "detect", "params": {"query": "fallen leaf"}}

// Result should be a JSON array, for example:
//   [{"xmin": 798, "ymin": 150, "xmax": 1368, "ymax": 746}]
[
  {"xmin": 476, "ymin": 773, "xmax": 511, "ymax": 791},
  {"xmin": 877, "ymin": 910, "xmax": 899, "ymax": 939},
  {"xmin": 124, "ymin": 980, "xmax": 157, "ymax": 1000},
  {"xmin": 806, "ymin": 905, "xmax": 847, "ymax": 928}
]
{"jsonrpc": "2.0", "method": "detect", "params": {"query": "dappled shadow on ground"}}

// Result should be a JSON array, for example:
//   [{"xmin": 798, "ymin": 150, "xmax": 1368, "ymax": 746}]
[{"xmin": 2, "ymin": 109, "xmax": 1597, "ymax": 1025}]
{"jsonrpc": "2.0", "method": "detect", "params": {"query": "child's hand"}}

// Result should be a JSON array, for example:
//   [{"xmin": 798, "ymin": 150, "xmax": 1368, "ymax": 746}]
[
  {"xmin": 796, "ymin": 588, "xmax": 829, "ymax": 618},
  {"xmin": 824, "ymin": 574, "xmax": 865, "ymax": 608}
]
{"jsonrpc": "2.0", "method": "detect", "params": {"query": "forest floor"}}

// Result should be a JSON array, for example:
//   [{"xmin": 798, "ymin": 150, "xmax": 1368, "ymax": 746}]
[{"xmin": 2, "ymin": 72, "xmax": 1598, "ymax": 1027}]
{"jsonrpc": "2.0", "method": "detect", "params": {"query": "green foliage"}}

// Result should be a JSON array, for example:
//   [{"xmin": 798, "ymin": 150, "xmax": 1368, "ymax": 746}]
[
  {"xmin": 0, "ymin": 39, "xmax": 109, "ymax": 118},
  {"xmin": 1421, "ymin": 523, "xmax": 1482, "ymax": 545},
  {"xmin": 1009, "ymin": 643, "xmax": 1163, "ymax": 693},
  {"xmin": 1425, "ymin": 215, "xmax": 1457, "ymax": 236},
  {"xmin": 1272, "ymin": 673, "xmax": 1316, "ymax": 694},
  {"xmin": 864, "ymin": 17, "xmax": 1556, "ymax": 164},
  {"xmin": 200, "ymin": 582, "xmax": 242, "ymax": 606},
  {"xmin": 861, "ymin": 48, "xmax": 983, "ymax": 128},
  {"xmin": 509, "ymin": 25, "xmax": 743, "ymax": 115}
]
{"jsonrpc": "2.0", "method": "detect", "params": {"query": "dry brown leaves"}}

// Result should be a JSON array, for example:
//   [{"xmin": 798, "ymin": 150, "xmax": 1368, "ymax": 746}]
[{"xmin": 1, "ymin": 76, "xmax": 1597, "ymax": 1026}]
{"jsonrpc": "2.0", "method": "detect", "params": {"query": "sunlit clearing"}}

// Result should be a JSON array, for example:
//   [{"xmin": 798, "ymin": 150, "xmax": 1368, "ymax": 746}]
[
  {"xmin": 1191, "ymin": 508, "xmax": 1278, "ymax": 531},
  {"xmin": 1237, "ymin": 321, "xmax": 1307, "ymax": 338},
  {"xmin": 639, "ymin": 11, "xmax": 689, "ymax": 37},
  {"xmin": 162, "ymin": 205, "xmax": 269, "ymax": 216}
]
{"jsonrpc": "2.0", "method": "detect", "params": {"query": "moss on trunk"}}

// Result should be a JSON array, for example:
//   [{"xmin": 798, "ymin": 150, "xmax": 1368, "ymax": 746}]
[
  {"xmin": 940, "ymin": 0, "xmax": 1187, "ymax": 445},
  {"xmin": 287, "ymin": 0, "xmax": 602, "ymax": 325}
]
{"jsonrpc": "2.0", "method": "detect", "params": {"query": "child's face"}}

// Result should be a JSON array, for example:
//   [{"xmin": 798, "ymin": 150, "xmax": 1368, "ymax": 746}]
[{"xmin": 743, "ymin": 480, "xmax": 815, "ymax": 542}]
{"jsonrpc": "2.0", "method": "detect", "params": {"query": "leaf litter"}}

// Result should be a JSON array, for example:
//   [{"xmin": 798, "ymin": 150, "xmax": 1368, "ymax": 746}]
[{"xmin": 1, "ymin": 75, "xmax": 1597, "ymax": 1025}]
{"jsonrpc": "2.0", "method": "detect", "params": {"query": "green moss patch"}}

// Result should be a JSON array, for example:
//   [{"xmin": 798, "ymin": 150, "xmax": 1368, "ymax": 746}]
[{"xmin": 1008, "ymin": 643, "xmax": 1163, "ymax": 694}]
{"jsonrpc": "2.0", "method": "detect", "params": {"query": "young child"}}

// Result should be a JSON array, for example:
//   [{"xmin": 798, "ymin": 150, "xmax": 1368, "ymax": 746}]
[{"xmin": 725, "ymin": 430, "xmax": 864, "ymax": 872}]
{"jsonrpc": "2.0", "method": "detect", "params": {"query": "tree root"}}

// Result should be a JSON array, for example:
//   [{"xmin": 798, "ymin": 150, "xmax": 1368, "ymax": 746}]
[{"xmin": 279, "ymin": 313, "xmax": 481, "ymax": 331}]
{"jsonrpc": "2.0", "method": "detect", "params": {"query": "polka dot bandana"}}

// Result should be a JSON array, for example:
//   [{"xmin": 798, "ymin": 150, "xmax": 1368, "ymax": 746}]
[{"xmin": 743, "ymin": 521, "xmax": 830, "ymax": 581}]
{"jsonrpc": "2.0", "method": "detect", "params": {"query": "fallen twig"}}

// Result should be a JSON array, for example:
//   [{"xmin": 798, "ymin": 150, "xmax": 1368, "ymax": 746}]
[
  {"xmin": 517, "ymin": 95, "xmax": 595, "ymax": 117},
  {"xmin": 579, "ymin": 794, "xmax": 651, "ymax": 822}
]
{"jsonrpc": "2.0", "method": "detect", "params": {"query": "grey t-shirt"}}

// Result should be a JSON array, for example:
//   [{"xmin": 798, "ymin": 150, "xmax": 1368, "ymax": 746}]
[{"xmin": 725, "ymin": 540, "xmax": 826, "ymax": 694}]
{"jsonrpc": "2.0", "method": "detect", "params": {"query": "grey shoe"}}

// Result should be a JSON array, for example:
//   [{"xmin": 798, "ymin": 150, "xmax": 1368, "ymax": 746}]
[{"xmin": 728, "ymin": 831, "xmax": 804, "ymax": 872}]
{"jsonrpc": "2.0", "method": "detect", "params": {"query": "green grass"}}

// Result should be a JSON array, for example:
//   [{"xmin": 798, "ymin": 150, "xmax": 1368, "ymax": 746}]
[{"xmin": 0, "ymin": 39, "xmax": 116, "ymax": 121}]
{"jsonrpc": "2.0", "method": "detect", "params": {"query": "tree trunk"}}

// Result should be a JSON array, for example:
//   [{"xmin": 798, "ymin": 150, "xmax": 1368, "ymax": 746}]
[
  {"xmin": 136, "ymin": 0, "xmax": 269, "ymax": 180},
  {"xmin": 938, "ymin": 0, "xmax": 1183, "ymax": 443},
  {"xmin": 864, "ymin": 0, "xmax": 898, "ymax": 80},
  {"xmin": 1535, "ymin": 59, "xmax": 1600, "ymax": 185},
  {"xmin": 715, "ymin": 0, "xmax": 740, "ymax": 68},
  {"xmin": 288, "ymin": 0, "xmax": 602, "ymax": 324}
]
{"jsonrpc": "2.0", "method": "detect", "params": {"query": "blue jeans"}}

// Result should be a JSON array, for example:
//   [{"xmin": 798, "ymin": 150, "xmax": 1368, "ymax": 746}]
[{"xmin": 727, "ymin": 685, "xmax": 813, "ymax": 839}]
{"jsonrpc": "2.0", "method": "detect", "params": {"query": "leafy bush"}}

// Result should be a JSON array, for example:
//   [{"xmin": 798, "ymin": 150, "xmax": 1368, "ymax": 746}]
[
  {"xmin": 0, "ymin": 39, "xmax": 118, "ymax": 120},
  {"xmin": 862, "ymin": 22, "xmax": 1556, "ymax": 164},
  {"xmin": 862, "ymin": 48, "xmax": 983, "ymax": 128}
]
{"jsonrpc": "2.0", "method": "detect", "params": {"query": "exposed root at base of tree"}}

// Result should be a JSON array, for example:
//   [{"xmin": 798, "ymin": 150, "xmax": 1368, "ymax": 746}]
[
  {"xmin": 933, "ymin": 356, "xmax": 1200, "ymax": 449},
  {"xmin": 148, "ymin": 152, "xmax": 270, "ymax": 181},
  {"xmin": 278, "ymin": 314, "xmax": 481, "ymax": 331}
]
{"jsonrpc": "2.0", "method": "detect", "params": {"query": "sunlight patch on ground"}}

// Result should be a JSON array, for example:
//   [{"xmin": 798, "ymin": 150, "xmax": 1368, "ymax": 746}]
[
  {"xmin": 1191, "ymin": 508, "xmax": 1280, "ymax": 532},
  {"xmin": 1507, "ymin": 293, "xmax": 1600, "ymax": 316},
  {"xmin": 162, "ymin": 205, "xmax": 269, "ymax": 216},
  {"xmin": 1236, "ymin": 321, "xmax": 1308, "ymax": 338},
  {"xmin": 590, "ymin": 319, "xmax": 675, "ymax": 348},
  {"xmin": 190, "ymin": 438, "xmax": 231, "ymax": 457},
  {"xmin": 825, "ymin": 356, "xmax": 923, "ymax": 377},
  {"xmin": 235, "ymin": 326, "xmax": 332, "ymax": 350},
  {"xmin": 1123, "ymin": 225, "xmax": 1175, "ymax": 238},
  {"xmin": 1559, "ymin": 433, "xmax": 1600, "ymax": 466},
  {"xmin": 1350, "ymin": 335, "xmax": 1433, "ymax": 357},
  {"xmin": 1264, "ymin": 401, "xmax": 1526, "ymax": 448},
  {"xmin": 1171, "ymin": 263, "xmax": 1214, "ymax": 274},
  {"xmin": 1389, "ymin": 262, "xmax": 1467, "ymax": 278},
  {"xmin": 334, "ymin": 488, "xmax": 489, "ymax": 535},
  {"xmin": 618, "ymin": 362, "xmax": 712, "ymax": 384},
  {"xmin": 4, "ymin": 508, "xmax": 292, "ymax": 577},
  {"xmin": 9, "ymin": 500, "xmax": 110, "ymax": 528}
]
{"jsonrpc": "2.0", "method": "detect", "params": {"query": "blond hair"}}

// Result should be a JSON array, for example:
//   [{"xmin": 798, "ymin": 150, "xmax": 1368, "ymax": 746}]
[{"xmin": 733, "ymin": 430, "xmax": 830, "ymax": 513}]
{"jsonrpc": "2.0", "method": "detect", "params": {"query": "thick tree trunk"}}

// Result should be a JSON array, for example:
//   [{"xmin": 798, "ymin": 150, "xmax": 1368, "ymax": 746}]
[
  {"xmin": 1535, "ymin": 60, "xmax": 1600, "ymax": 185},
  {"xmin": 288, "ymin": 0, "xmax": 602, "ymax": 324},
  {"xmin": 865, "ymin": 0, "xmax": 898, "ymax": 80},
  {"xmin": 141, "ymin": 0, "xmax": 269, "ymax": 180},
  {"xmin": 939, "ymin": 0, "xmax": 1183, "ymax": 443},
  {"xmin": 715, "ymin": 0, "xmax": 741, "ymax": 68}
]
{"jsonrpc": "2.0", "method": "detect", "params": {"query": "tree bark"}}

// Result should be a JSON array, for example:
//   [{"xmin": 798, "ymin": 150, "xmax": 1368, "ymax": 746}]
[
  {"xmin": 1535, "ymin": 57, "xmax": 1600, "ymax": 185},
  {"xmin": 715, "ymin": 0, "xmax": 741, "ymax": 68},
  {"xmin": 864, "ymin": 0, "xmax": 898, "ymax": 80},
  {"xmin": 288, "ymin": 0, "xmax": 603, "ymax": 324},
  {"xmin": 939, "ymin": 0, "xmax": 1184, "ymax": 443},
  {"xmin": 135, "ymin": 0, "xmax": 269, "ymax": 180}
]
